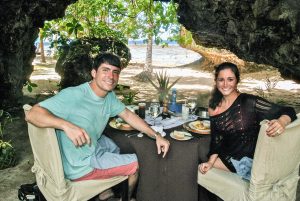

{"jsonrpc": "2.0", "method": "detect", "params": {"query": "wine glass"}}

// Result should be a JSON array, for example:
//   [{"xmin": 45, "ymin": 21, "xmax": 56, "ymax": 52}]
[
  {"xmin": 149, "ymin": 103, "xmax": 160, "ymax": 125},
  {"xmin": 187, "ymin": 98, "xmax": 197, "ymax": 115}
]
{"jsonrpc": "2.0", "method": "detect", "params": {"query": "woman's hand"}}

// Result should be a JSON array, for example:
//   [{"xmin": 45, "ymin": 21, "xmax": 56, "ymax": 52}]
[
  {"xmin": 266, "ymin": 115, "xmax": 291, "ymax": 137},
  {"xmin": 199, "ymin": 162, "xmax": 213, "ymax": 174}
]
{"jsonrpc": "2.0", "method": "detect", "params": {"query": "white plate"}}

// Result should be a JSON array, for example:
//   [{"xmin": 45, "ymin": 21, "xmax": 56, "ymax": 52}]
[
  {"xmin": 170, "ymin": 131, "xmax": 193, "ymax": 141},
  {"xmin": 188, "ymin": 120, "xmax": 210, "ymax": 131},
  {"xmin": 109, "ymin": 119, "xmax": 135, "ymax": 131}
]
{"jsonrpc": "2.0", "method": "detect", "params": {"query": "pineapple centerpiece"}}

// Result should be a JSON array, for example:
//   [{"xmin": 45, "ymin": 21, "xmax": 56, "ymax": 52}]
[
  {"xmin": 0, "ymin": 109, "xmax": 16, "ymax": 169},
  {"xmin": 147, "ymin": 71, "xmax": 181, "ymax": 106}
]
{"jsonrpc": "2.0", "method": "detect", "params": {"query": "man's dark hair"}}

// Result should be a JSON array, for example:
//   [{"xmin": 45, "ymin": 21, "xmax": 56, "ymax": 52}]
[{"xmin": 92, "ymin": 52, "xmax": 121, "ymax": 70}]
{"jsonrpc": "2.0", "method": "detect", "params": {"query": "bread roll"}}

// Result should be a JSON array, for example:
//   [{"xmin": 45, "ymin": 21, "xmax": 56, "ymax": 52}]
[{"xmin": 173, "ymin": 131, "xmax": 185, "ymax": 139}]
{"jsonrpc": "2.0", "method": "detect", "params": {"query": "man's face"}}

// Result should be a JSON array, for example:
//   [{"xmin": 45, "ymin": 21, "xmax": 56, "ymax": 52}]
[{"xmin": 90, "ymin": 63, "xmax": 121, "ymax": 97}]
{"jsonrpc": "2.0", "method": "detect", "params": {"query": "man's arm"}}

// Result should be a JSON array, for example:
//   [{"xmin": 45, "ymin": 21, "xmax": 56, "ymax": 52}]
[
  {"xmin": 118, "ymin": 109, "xmax": 170, "ymax": 158},
  {"xmin": 25, "ymin": 104, "xmax": 90, "ymax": 147}
]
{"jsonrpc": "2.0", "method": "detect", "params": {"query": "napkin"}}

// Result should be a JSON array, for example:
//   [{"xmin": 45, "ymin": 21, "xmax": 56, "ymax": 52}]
[
  {"xmin": 145, "ymin": 115, "xmax": 197, "ymax": 129},
  {"xmin": 230, "ymin": 156, "xmax": 253, "ymax": 181}
]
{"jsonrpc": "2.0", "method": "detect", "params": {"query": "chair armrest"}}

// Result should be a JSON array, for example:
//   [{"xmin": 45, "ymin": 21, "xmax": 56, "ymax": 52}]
[{"xmin": 251, "ymin": 114, "xmax": 300, "ymax": 184}]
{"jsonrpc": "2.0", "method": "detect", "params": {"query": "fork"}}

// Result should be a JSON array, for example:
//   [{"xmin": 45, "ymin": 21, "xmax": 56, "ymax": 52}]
[{"xmin": 127, "ymin": 132, "xmax": 142, "ymax": 138}]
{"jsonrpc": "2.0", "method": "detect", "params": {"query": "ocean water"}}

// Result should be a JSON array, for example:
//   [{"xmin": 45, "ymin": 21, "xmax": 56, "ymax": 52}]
[
  {"xmin": 128, "ymin": 44, "xmax": 202, "ymax": 67},
  {"xmin": 36, "ymin": 39, "xmax": 201, "ymax": 67}
]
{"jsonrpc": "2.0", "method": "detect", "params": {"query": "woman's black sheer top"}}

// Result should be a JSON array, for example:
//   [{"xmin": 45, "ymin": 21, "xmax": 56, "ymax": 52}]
[{"xmin": 208, "ymin": 93, "xmax": 297, "ymax": 172}]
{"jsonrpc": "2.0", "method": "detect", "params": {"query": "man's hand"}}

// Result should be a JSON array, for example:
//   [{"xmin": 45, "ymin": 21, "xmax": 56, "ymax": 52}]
[
  {"xmin": 155, "ymin": 135, "xmax": 170, "ymax": 158},
  {"xmin": 119, "ymin": 109, "xmax": 170, "ymax": 157},
  {"xmin": 26, "ymin": 104, "xmax": 91, "ymax": 147},
  {"xmin": 63, "ymin": 123, "xmax": 91, "ymax": 147}
]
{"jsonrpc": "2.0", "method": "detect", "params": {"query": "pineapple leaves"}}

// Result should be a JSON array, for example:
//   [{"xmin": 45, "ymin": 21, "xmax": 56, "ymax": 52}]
[{"xmin": 146, "ymin": 71, "xmax": 181, "ymax": 102}]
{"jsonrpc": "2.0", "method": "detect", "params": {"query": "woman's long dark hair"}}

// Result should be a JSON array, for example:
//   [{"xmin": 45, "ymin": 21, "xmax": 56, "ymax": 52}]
[{"xmin": 209, "ymin": 62, "xmax": 240, "ymax": 109}]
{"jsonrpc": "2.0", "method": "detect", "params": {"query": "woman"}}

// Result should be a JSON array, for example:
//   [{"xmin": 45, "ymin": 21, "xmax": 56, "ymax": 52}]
[{"xmin": 199, "ymin": 62, "xmax": 297, "ymax": 175}]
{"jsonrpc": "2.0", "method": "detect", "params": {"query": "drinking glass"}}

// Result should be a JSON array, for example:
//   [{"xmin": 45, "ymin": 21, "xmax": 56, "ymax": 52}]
[
  {"xmin": 138, "ymin": 102, "xmax": 146, "ymax": 119},
  {"xmin": 149, "ymin": 103, "xmax": 160, "ymax": 125},
  {"xmin": 181, "ymin": 104, "xmax": 189, "ymax": 120},
  {"xmin": 187, "ymin": 98, "xmax": 197, "ymax": 115}
]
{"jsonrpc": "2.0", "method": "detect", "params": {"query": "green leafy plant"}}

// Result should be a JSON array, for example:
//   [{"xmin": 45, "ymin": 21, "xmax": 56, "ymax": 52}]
[
  {"xmin": 120, "ymin": 89, "xmax": 140, "ymax": 105},
  {"xmin": 0, "ymin": 110, "xmax": 12, "ymax": 138},
  {"xmin": 0, "ymin": 110, "xmax": 16, "ymax": 169},
  {"xmin": 147, "ymin": 71, "xmax": 181, "ymax": 104},
  {"xmin": 117, "ymin": 85, "xmax": 139, "ymax": 105},
  {"xmin": 66, "ymin": 18, "xmax": 84, "ymax": 38},
  {"xmin": 24, "ymin": 80, "xmax": 38, "ymax": 93}
]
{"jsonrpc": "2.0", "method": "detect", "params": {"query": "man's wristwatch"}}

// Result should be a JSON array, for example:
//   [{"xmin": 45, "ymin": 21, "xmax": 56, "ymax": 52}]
[{"xmin": 154, "ymin": 132, "xmax": 161, "ymax": 139}]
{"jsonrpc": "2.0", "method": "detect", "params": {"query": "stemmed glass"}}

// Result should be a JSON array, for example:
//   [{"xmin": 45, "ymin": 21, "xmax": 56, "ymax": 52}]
[
  {"xmin": 149, "ymin": 103, "xmax": 160, "ymax": 125},
  {"xmin": 187, "ymin": 98, "xmax": 197, "ymax": 116}
]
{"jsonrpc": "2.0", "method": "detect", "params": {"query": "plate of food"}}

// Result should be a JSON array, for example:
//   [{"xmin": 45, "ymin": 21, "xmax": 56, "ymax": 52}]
[
  {"xmin": 109, "ymin": 118, "xmax": 135, "ymax": 131},
  {"xmin": 170, "ymin": 130, "xmax": 193, "ymax": 141},
  {"xmin": 183, "ymin": 120, "xmax": 211, "ymax": 135}
]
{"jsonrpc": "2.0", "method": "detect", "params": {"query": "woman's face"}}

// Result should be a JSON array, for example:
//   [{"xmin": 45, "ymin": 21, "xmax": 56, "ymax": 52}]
[{"xmin": 216, "ymin": 68, "xmax": 238, "ymax": 97}]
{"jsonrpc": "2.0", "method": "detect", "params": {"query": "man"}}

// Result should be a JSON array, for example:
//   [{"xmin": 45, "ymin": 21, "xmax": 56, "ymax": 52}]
[{"xmin": 25, "ymin": 52, "xmax": 170, "ymax": 200}]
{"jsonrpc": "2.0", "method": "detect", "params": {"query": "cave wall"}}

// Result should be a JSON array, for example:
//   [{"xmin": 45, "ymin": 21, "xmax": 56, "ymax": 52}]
[
  {"xmin": 175, "ymin": 0, "xmax": 300, "ymax": 82},
  {"xmin": 0, "ymin": 0, "xmax": 76, "ymax": 108}
]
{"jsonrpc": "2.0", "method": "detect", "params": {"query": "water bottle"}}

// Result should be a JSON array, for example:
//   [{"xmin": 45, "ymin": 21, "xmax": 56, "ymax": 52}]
[{"xmin": 171, "ymin": 88, "xmax": 177, "ymax": 104}]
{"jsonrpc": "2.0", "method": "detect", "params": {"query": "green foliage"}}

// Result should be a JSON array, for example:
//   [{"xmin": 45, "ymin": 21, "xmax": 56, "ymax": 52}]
[
  {"xmin": 120, "ymin": 89, "xmax": 140, "ymax": 105},
  {"xmin": 41, "ymin": 0, "xmax": 179, "ymax": 53},
  {"xmin": 0, "ymin": 110, "xmax": 16, "ymax": 169},
  {"xmin": 66, "ymin": 18, "xmax": 84, "ymax": 38},
  {"xmin": 177, "ymin": 29, "xmax": 194, "ymax": 46},
  {"xmin": 147, "ymin": 71, "xmax": 181, "ymax": 103},
  {"xmin": 23, "ymin": 80, "xmax": 38, "ymax": 93},
  {"xmin": 0, "ymin": 110, "xmax": 13, "ymax": 138},
  {"xmin": 122, "ymin": 0, "xmax": 180, "ymax": 42},
  {"xmin": 0, "ymin": 140, "xmax": 16, "ymax": 169}
]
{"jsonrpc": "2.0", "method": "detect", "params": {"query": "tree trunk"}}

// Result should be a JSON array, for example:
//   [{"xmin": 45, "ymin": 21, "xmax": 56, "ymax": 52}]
[
  {"xmin": 135, "ymin": 32, "xmax": 154, "ymax": 82},
  {"xmin": 39, "ymin": 34, "xmax": 46, "ymax": 63},
  {"xmin": 144, "ymin": 33, "xmax": 153, "ymax": 74}
]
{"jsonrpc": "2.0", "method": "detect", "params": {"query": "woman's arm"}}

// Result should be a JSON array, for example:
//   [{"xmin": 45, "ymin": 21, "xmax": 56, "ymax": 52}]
[
  {"xmin": 199, "ymin": 154, "xmax": 218, "ymax": 174},
  {"xmin": 254, "ymin": 95, "xmax": 297, "ymax": 137},
  {"xmin": 266, "ymin": 114, "xmax": 292, "ymax": 137}
]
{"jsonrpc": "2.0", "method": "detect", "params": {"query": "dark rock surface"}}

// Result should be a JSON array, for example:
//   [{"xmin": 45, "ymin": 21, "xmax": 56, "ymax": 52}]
[
  {"xmin": 56, "ymin": 37, "xmax": 131, "ymax": 89},
  {"xmin": 175, "ymin": 0, "xmax": 300, "ymax": 82},
  {"xmin": 0, "ymin": 0, "xmax": 76, "ymax": 108}
]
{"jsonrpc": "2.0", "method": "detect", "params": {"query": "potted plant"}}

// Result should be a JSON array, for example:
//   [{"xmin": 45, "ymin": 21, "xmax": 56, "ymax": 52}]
[
  {"xmin": 147, "ymin": 71, "xmax": 181, "ymax": 105},
  {"xmin": 0, "ymin": 109, "xmax": 16, "ymax": 169}
]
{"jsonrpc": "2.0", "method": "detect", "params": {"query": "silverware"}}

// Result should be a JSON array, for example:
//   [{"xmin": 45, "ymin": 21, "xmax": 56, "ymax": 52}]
[{"xmin": 127, "ymin": 133, "xmax": 141, "ymax": 138}]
